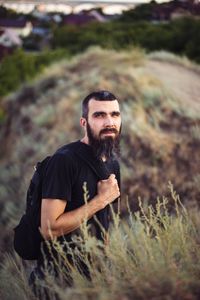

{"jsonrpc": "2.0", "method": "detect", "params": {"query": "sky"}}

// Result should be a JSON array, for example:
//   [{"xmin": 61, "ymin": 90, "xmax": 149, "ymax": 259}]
[
  {"xmin": 1, "ymin": 0, "xmax": 171, "ymax": 15},
  {"xmin": 2, "ymin": 0, "xmax": 169, "ymax": 3}
]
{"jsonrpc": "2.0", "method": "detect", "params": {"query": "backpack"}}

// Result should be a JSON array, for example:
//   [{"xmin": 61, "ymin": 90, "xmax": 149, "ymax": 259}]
[
  {"xmin": 13, "ymin": 156, "xmax": 51, "ymax": 260},
  {"xmin": 13, "ymin": 142, "xmax": 119, "ymax": 260}
]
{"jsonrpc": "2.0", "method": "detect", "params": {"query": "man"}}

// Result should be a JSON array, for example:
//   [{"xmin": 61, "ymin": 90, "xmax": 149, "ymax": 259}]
[{"xmin": 30, "ymin": 90, "xmax": 121, "ymax": 296}]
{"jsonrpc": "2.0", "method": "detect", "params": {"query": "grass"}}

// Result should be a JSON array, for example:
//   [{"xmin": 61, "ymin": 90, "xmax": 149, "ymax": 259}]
[
  {"xmin": 148, "ymin": 50, "xmax": 200, "ymax": 74},
  {"xmin": 190, "ymin": 124, "xmax": 200, "ymax": 141},
  {"xmin": 0, "ymin": 183, "xmax": 200, "ymax": 300}
]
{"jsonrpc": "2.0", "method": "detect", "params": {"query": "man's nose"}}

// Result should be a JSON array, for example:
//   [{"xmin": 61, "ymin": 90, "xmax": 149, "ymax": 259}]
[{"xmin": 104, "ymin": 116, "xmax": 114, "ymax": 127}]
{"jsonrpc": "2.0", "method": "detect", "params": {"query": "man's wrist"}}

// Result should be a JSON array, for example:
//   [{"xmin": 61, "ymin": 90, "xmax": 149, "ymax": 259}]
[{"xmin": 89, "ymin": 195, "xmax": 105, "ymax": 212}]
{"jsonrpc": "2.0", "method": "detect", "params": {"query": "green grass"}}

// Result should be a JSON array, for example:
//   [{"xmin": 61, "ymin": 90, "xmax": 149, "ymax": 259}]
[{"xmin": 0, "ymin": 183, "xmax": 199, "ymax": 300}]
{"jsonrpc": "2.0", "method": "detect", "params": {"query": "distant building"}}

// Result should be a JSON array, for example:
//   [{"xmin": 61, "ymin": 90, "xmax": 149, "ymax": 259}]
[
  {"xmin": 88, "ymin": 10, "xmax": 107, "ymax": 22},
  {"xmin": 62, "ymin": 13, "xmax": 95, "ymax": 26},
  {"xmin": 171, "ymin": 7, "xmax": 193, "ymax": 20},
  {"xmin": 0, "ymin": 29, "xmax": 22, "ymax": 60},
  {"xmin": 31, "ymin": 5, "xmax": 51, "ymax": 21},
  {"xmin": 152, "ymin": 0, "xmax": 200, "ymax": 22},
  {"xmin": 32, "ymin": 27, "xmax": 50, "ymax": 37},
  {"xmin": 0, "ymin": 29, "xmax": 22, "ymax": 47},
  {"xmin": 0, "ymin": 19, "xmax": 32, "ymax": 37},
  {"xmin": 62, "ymin": 10, "xmax": 106, "ymax": 26}
]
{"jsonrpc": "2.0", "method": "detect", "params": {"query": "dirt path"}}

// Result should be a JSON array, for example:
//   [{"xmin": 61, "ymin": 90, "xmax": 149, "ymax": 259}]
[{"xmin": 145, "ymin": 59, "xmax": 200, "ymax": 116}]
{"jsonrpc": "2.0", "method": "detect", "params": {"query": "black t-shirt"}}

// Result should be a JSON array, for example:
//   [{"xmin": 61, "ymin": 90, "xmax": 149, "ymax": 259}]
[{"xmin": 41, "ymin": 140, "xmax": 120, "ymax": 242}]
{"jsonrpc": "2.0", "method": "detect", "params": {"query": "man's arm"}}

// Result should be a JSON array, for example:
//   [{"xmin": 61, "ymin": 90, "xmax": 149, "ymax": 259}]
[{"xmin": 41, "ymin": 174, "xmax": 120, "ymax": 239}]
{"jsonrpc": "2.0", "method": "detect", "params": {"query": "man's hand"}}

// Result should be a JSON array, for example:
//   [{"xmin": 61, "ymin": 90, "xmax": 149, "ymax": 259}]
[{"xmin": 97, "ymin": 174, "xmax": 120, "ymax": 209}]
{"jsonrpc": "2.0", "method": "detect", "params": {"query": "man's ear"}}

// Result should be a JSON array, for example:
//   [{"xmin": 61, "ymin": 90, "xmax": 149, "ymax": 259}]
[{"xmin": 80, "ymin": 117, "xmax": 86, "ymax": 128}]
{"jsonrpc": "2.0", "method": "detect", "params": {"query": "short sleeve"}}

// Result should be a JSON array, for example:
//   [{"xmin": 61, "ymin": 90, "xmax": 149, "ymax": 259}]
[{"xmin": 42, "ymin": 152, "xmax": 76, "ymax": 201}]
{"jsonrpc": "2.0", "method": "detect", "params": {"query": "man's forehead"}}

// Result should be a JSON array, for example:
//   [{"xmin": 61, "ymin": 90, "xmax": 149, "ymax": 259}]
[{"xmin": 88, "ymin": 99, "xmax": 120, "ymax": 113}]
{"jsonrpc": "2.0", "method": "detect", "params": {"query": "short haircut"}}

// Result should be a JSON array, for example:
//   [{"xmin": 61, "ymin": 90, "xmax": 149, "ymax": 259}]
[{"xmin": 82, "ymin": 90, "xmax": 117, "ymax": 118}]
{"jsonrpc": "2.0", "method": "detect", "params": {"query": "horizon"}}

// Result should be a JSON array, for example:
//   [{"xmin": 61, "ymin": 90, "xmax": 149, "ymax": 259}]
[
  {"xmin": 0, "ymin": 0, "xmax": 173, "ymax": 15},
  {"xmin": 1, "ymin": 0, "xmax": 172, "ymax": 3}
]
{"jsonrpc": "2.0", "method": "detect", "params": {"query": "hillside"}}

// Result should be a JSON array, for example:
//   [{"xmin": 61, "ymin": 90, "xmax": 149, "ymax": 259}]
[
  {"xmin": 146, "ymin": 58, "xmax": 200, "ymax": 115},
  {"xmin": 0, "ymin": 47, "xmax": 199, "ymax": 255}
]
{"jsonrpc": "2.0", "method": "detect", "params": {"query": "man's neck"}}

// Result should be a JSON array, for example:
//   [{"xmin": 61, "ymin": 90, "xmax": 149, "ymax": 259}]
[{"xmin": 80, "ymin": 137, "xmax": 89, "ymax": 145}]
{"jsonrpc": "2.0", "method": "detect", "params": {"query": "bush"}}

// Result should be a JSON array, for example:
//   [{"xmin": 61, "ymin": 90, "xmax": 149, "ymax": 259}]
[
  {"xmin": 0, "ymin": 48, "xmax": 69, "ymax": 97},
  {"xmin": 51, "ymin": 18, "xmax": 200, "ymax": 64}
]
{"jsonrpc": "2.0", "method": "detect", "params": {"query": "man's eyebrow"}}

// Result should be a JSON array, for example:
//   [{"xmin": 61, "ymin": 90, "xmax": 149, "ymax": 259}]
[
  {"xmin": 112, "ymin": 111, "xmax": 121, "ymax": 115},
  {"xmin": 93, "ymin": 111, "xmax": 120, "ymax": 115},
  {"xmin": 92, "ymin": 111, "xmax": 106, "ymax": 116}
]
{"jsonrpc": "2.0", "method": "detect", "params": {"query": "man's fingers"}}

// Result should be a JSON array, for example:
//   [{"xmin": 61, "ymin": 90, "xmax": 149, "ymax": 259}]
[
  {"xmin": 99, "ymin": 174, "xmax": 116, "ymax": 184},
  {"xmin": 108, "ymin": 174, "xmax": 116, "ymax": 180}
]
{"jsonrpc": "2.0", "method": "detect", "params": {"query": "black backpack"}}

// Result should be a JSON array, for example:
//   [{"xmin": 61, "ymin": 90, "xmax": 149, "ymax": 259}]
[
  {"xmin": 13, "ymin": 142, "xmax": 119, "ymax": 260},
  {"xmin": 13, "ymin": 156, "xmax": 51, "ymax": 260}
]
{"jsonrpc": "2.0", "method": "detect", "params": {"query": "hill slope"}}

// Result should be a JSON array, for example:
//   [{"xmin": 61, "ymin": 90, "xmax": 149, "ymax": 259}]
[
  {"xmin": 0, "ymin": 47, "xmax": 199, "ymax": 254},
  {"xmin": 145, "ymin": 55, "xmax": 200, "ymax": 115}
]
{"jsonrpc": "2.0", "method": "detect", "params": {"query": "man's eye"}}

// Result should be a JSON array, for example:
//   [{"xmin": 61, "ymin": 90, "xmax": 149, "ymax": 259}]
[
  {"xmin": 94, "ymin": 113, "xmax": 104, "ymax": 118},
  {"xmin": 112, "ymin": 112, "xmax": 120, "ymax": 117}
]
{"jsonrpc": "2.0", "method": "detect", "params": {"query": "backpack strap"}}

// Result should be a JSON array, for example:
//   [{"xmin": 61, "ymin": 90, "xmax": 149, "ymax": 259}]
[
  {"xmin": 67, "ymin": 141, "xmax": 111, "ymax": 180},
  {"xmin": 67, "ymin": 141, "xmax": 120, "ymax": 239}
]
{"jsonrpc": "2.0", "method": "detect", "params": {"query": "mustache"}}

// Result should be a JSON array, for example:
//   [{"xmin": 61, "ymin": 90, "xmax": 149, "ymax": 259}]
[{"xmin": 100, "ymin": 128, "xmax": 118, "ymax": 134}]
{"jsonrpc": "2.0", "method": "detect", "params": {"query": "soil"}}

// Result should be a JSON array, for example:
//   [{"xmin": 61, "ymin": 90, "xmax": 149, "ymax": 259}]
[{"xmin": 145, "ymin": 59, "xmax": 200, "ymax": 115}]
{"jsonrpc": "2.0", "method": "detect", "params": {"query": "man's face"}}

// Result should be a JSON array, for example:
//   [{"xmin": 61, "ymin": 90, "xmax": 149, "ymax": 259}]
[
  {"xmin": 82, "ymin": 99, "xmax": 121, "ymax": 160},
  {"xmin": 86, "ymin": 99, "xmax": 121, "ymax": 141}
]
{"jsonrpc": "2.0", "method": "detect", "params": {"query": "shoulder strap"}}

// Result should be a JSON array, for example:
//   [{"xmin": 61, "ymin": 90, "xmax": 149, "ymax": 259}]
[
  {"xmin": 68, "ymin": 142, "xmax": 120, "ymax": 238},
  {"xmin": 67, "ymin": 142, "xmax": 110, "ymax": 180}
]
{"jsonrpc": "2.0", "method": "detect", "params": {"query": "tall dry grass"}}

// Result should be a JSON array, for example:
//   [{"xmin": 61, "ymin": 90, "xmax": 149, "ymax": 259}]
[
  {"xmin": 0, "ymin": 183, "xmax": 199, "ymax": 300},
  {"xmin": 148, "ymin": 51, "xmax": 200, "ymax": 74}
]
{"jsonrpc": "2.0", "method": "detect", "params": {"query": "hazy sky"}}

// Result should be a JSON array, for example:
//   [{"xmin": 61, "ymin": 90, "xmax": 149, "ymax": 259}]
[
  {"xmin": 71, "ymin": 0, "xmax": 168, "ymax": 3},
  {"xmin": 2, "ymin": 0, "xmax": 168, "ymax": 2},
  {"xmin": 2, "ymin": 0, "xmax": 170, "ymax": 15}
]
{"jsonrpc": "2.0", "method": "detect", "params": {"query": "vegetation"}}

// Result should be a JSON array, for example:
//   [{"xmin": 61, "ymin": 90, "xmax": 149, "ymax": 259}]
[
  {"xmin": 1, "ymin": 13, "xmax": 200, "ymax": 98},
  {"xmin": 0, "ymin": 48, "xmax": 70, "ymax": 97},
  {"xmin": 0, "ymin": 185, "xmax": 200, "ymax": 300},
  {"xmin": 0, "ymin": 46, "xmax": 199, "ymax": 299},
  {"xmin": 0, "ymin": 5, "xmax": 19, "ymax": 18},
  {"xmin": 119, "ymin": 2, "xmax": 158, "ymax": 22},
  {"xmin": 52, "ymin": 18, "xmax": 200, "ymax": 64}
]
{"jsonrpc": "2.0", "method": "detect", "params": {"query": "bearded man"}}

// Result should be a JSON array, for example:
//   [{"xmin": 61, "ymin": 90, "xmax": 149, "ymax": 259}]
[{"xmin": 29, "ymin": 90, "xmax": 121, "ymax": 297}]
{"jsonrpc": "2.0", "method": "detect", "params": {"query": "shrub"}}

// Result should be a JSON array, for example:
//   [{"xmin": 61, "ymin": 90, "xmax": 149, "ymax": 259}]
[{"xmin": 0, "ymin": 48, "xmax": 69, "ymax": 97}]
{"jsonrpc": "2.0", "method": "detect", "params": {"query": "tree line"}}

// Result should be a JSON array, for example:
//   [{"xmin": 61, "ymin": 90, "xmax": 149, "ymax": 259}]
[
  {"xmin": 0, "ymin": 17, "xmax": 200, "ymax": 99},
  {"xmin": 52, "ymin": 17, "xmax": 200, "ymax": 62}
]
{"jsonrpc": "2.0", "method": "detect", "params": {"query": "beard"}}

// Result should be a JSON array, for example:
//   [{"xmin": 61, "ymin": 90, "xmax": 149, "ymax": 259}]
[{"xmin": 86, "ymin": 122, "xmax": 121, "ymax": 161}]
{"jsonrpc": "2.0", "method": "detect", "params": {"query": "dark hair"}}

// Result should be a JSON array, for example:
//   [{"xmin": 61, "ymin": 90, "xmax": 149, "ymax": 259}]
[{"xmin": 82, "ymin": 90, "xmax": 117, "ymax": 118}]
